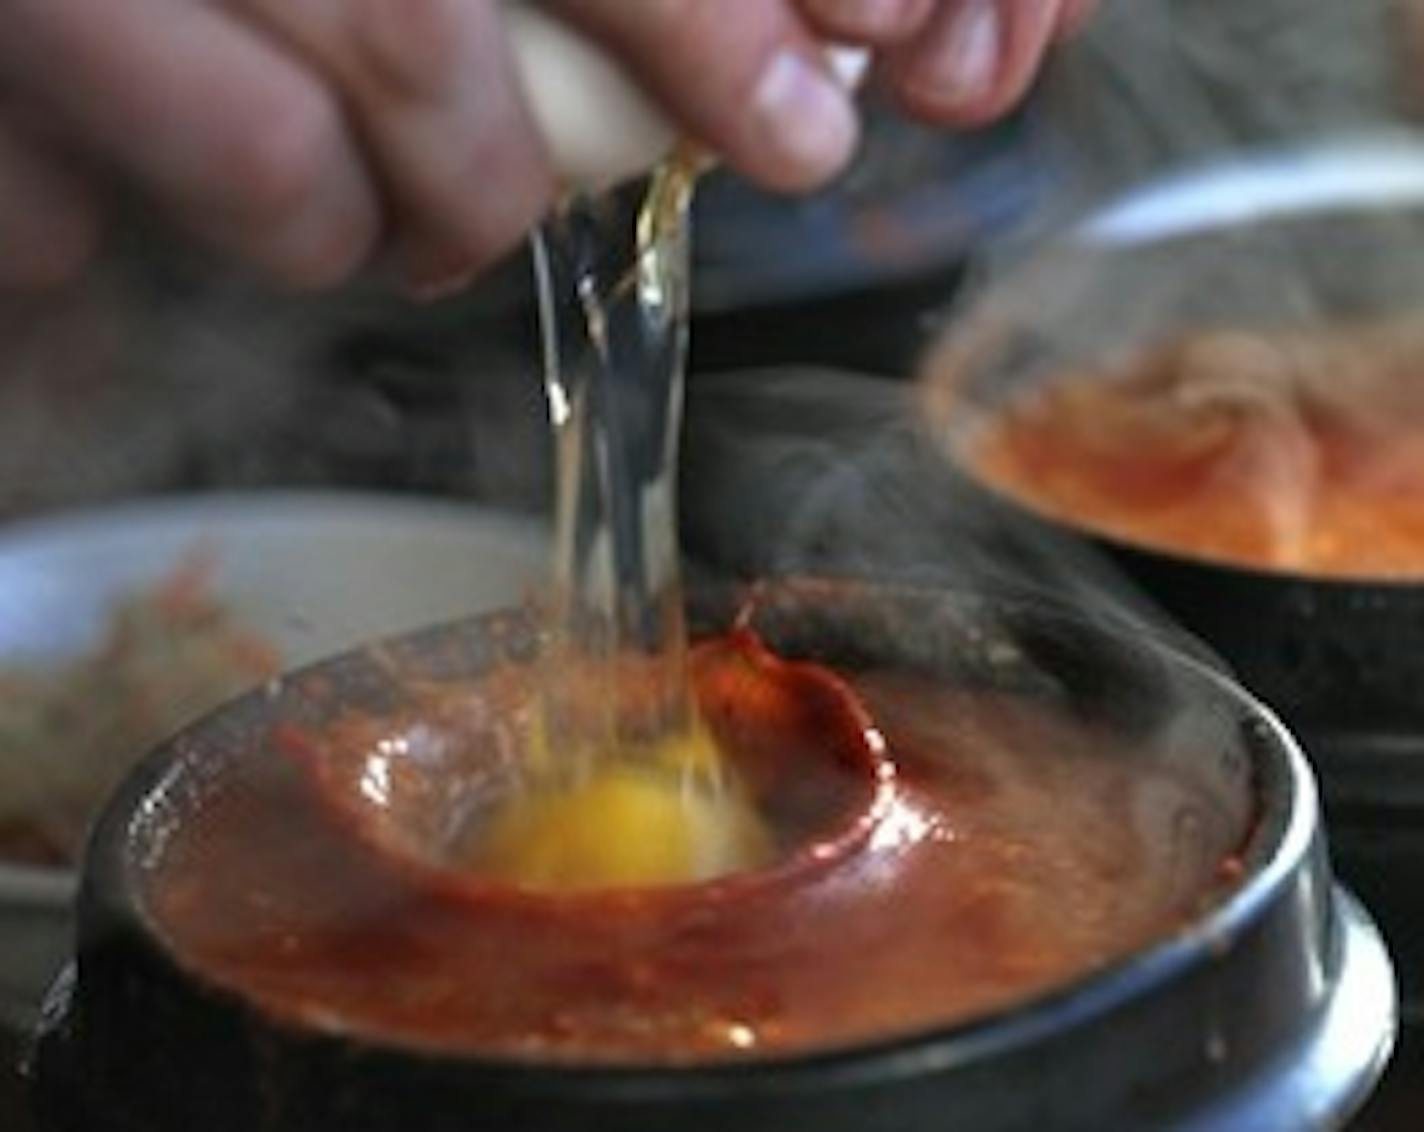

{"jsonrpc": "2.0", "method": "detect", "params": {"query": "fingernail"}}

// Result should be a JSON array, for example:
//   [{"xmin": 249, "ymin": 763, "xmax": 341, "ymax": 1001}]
[
  {"xmin": 1057, "ymin": 0, "xmax": 1096, "ymax": 39},
  {"xmin": 401, "ymin": 255, "xmax": 478, "ymax": 303},
  {"xmin": 818, "ymin": 0, "xmax": 915, "ymax": 36},
  {"xmin": 910, "ymin": 0, "xmax": 1002, "ymax": 106},
  {"xmin": 753, "ymin": 50, "xmax": 860, "ymax": 183}
]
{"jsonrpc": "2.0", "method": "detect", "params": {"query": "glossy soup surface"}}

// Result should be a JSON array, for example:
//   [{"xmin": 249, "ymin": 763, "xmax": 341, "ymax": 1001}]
[
  {"xmin": 146, "ymin": 659, "xmax": 1240, "ymax": 1064},
  {"xmin": 969, "ymin": 322, "xmax": 1424, "ymax": 578}
]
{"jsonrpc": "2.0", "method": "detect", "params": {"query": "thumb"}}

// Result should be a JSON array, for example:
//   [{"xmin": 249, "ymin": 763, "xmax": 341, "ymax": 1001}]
[
  {"xmin": 0, "ymin": 112, "xmax": 100, "ymax": 290},
  {"xmin": 543, "ymin": 0, "xmax": 861, "ymax": 191}
]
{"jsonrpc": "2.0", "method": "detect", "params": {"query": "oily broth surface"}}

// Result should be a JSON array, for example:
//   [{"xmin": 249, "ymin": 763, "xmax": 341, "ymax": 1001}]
[
  {"xmin": 145, "ymin": 667, "xmax": 1236, "ymax": 1063},
  {"xmin": 967, "ymin": 323, "xmax": 1424, "ymax": 578}
]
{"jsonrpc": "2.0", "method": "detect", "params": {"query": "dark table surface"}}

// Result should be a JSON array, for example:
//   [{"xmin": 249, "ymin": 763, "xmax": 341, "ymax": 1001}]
[{"xmin": 3, "ymin": 1020, "xmax": 1419, "ymax": 1131}]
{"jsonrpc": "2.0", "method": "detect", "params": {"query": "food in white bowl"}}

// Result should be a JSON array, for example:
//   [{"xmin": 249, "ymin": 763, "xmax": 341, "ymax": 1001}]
[
  {"xmin": 0, "ymin": 491, "xmax": 546, "ymax": 1031},
  {"xmin": 0, "ymin": 556, "xmax": 279, "ymax": 866}
]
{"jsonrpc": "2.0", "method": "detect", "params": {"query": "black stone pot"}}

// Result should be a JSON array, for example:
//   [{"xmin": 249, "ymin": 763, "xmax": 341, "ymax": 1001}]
[
  {"xmin": 1070, "ymin": 542, "xmax": 1424, "ymax": 757},
  {"xmin": 920, "ymin": 139, "xmax": 1424, "ymax": 1018},
  {"xmin": 1071, "ymin": 546, "xmax": 1424, "ymax": 1017},
  {"xmin": 921, "ymin": 136, "xmax": 1424, "ymax": 732},
  {"xmin": 945, "ymin": 467, "xmax": 1424, "ymax": 1015},
  {"xmin": 28, "ymin": 583, "xmax": 1394, "ymax": 1132}
]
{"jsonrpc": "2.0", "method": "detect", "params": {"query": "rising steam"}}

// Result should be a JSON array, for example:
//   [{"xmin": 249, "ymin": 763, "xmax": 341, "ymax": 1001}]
[
  {"xmin": 1034, "ymin": 0, "xmax": 1416, "ymax": 226},
  {"xmin": 0, "ymin": 234, "xmax": 550, "ymax": 522}
]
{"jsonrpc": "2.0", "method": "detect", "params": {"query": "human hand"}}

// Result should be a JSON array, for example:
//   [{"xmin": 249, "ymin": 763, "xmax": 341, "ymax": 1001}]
[
  {"xmin": 1, "ymin": 0, "xmax": 556, "ymax": 296},
  {"xmin": 796, "ymin": 0, "xmax": 1096, "ymax": 124},
  {"xmin": 0, "ymin": 0, "xmax": 1093, "ymax": 296},
  {"xmin": 546, "ymin": 0, "xmax": 1095, "ymax": 187}
]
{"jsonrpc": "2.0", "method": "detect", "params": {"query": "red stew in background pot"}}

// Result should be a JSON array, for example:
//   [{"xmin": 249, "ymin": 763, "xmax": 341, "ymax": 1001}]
[{"xmin": 964, "ymin": 321, "xmax": 1424, "ymax": 579}]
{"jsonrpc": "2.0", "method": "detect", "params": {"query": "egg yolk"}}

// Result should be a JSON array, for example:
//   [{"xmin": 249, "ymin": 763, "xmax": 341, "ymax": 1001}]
[{"xmin": 478, "ymin": 751, "xmax": 772, "ymax": 891}]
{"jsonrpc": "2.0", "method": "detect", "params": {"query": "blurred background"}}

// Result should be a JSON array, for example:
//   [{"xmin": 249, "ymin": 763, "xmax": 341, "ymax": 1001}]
[{"xmin": 0, "ymin": 0, "xmax": 1414, "ymax": 525}]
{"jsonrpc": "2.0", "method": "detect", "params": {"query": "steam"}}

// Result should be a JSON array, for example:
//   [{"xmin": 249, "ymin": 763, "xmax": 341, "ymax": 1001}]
[
  {"xmin": 0, "ymin": 236, "xmax": 550, "ymax": 521},
  {"xmin": 682, "ymin": 367, "xmax": 1255, "ymax": 893},
  {"xmin": 679, "ymin": 0, "xmax": 1424, "ymax": 829},
  {"xmin": 902, "ymin": 2, "xmax": 1424, "ymax": 582},
  {"xmin": 680, "ymin": 0, "xmax": 1424, "ymax": 599},
  {"xmin": 1032, "ymin": 0, "xmax": 1414, "ymax": 226},
  {"xmin": 683, "ymin": 368, "xmax": 1203, "ymax": 654},
  {"xmin": 913, "ymin": 130, "xmax": 1424, "ymax": 578}
]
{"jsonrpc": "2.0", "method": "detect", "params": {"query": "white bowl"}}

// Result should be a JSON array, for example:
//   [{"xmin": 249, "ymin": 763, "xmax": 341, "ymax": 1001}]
[{"xmin": 0, "ymin": 490, "xmax": 547, "ymax": 1032}]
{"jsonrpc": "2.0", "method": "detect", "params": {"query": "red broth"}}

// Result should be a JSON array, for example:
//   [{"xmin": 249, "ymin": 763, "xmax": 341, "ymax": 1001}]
[
  {"xmin": 967, "ymin": 323, "xmax": 1424, "ymax": 578},
  {"xmin": 145, "ymin": 654, "xmax": 1241, "ymax": 1064}
]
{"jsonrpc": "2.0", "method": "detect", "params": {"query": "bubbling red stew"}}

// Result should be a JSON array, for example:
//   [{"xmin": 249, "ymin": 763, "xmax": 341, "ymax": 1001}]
[
  {"xmin": 965, "ymin": 321, "xmax": 1424, "ymax": 579},
  {"xmin": 146, "ymin": 632, "xmax": 1245, "ymax": 1064}
]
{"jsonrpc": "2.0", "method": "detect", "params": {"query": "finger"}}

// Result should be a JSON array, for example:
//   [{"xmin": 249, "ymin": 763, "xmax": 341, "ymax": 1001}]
[
  {"xmin": 797, "ymin": 0, "xmax": 937, "ymax": 44},
  {"xmin": 0, "ymin": 112, "xmax": 101, "ymax": 290},
  {"xmin": 883, "ymin": 0, "xmax": 1061, "ymax": 126},
  {"xmin": 1055, "ymin": 0, "xmax": 1097, "ymax": 39},
  {"xmin": 2, "ymin": 0, "xmax": 381, "ymax": 289},
  {"xmin": 548, "ymin": 0, "xmax": 861, "ymax": 192},
  {"xmin": 234, "ymin": 0, "xmax": 554, "ymax": 298}
]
